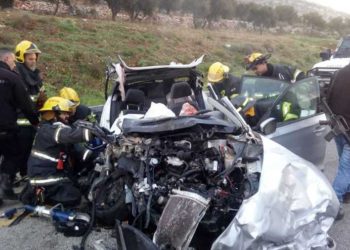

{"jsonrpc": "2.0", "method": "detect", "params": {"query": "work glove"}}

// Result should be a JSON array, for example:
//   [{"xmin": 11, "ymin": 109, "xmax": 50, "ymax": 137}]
[{"xmin": 36, "ymin": 90, "xmax": 48, "ymax": 110}]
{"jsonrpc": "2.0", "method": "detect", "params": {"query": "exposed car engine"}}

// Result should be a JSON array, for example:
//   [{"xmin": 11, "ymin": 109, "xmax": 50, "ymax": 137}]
[{"xmin": 99, "ymin": 127, "xmax": 262, "ymax": 249}]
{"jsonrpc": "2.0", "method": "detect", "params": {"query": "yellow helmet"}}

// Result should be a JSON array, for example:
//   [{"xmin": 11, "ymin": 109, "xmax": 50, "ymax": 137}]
[
  {"xmin": 15, "ymin": 40, "xmax": 42, "ymax": 63},
  {"xmin": 207, "ymin": 62, "xmax": 230, "ymax": 83},
  {"xmin": 59, "ymin": 87, "xmax": 80, "ymax": 107},
  {"xmin": 244, "ymin": 52, "xmax": 271, "ymax": 70},
  {"xmin": 39, "ymin": 97, "xmax": 73, "ymax": 113}
]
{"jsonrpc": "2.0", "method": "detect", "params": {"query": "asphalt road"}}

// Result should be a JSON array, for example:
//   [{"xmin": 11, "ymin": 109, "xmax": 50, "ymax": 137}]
[{"xmin": 0, "ymin": 140, "xmax": 346, "ymax": 250}]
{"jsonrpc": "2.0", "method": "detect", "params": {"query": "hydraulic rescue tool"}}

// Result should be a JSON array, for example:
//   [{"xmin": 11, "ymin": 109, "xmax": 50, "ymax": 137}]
[{"xmin": 0, "ymin": 204, "xmax": 90, "ymax": 236}]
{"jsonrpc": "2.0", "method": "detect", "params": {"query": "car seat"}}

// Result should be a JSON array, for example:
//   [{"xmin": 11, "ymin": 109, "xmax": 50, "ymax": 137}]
[
  {"xmin": 167, "ymin": 82, "xmax": 197, "ymax": 115},
  {"xmin": 122, "ymin": 89, "xmax": 146, "ymax": 115}
]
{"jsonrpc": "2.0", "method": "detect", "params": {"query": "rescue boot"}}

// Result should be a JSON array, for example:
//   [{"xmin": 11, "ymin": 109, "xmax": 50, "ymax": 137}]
[{"xmin": 0, "ymin": 173, "xmax": 17, "ymax": 200}]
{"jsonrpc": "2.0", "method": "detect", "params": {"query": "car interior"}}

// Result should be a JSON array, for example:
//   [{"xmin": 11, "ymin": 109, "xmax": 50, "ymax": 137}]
[{"xmin": 108, "ymin": 69, "xmax": 206, "ymax": 127}]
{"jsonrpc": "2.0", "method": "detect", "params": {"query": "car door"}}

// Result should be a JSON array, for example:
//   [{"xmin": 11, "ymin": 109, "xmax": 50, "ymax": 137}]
[
  {"xmin": 265, "ymin": 77, "xmax": 328, "ymax": 169},
  {"xmin": 238, "ymin": 75, "xmax": 289, "ymax": 127}
]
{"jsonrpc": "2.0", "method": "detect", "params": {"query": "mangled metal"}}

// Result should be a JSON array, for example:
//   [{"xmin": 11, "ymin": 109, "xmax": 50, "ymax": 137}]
[{"xmin": 212, "ymin": 137, "xmax": 339, "ymax": 250}]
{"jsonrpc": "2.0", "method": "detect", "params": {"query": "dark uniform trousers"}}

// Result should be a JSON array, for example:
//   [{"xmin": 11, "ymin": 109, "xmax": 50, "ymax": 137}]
[
  {"xmin": 0, "ymin": 61, "xmax": 39, "ymax": 198},
  {"xmin": 0, "ymin": 131, "xmax": 19, "ymax": 177}
]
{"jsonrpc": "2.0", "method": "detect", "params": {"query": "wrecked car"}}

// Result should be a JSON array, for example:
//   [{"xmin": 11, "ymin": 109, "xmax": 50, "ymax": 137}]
[
  {"xmin": 95, "ymin": 57, "xmax": 338, "ymax": 249},
  {"xmin": 100, "ymin": 57, "xmax": 328, "ymax": 169}
]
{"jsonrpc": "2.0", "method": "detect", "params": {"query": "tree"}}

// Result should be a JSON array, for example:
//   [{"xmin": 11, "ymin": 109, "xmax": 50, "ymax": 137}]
[
  {"xmin": 120, "ymin": 0, "xmax": 156, "ymax": 20},
  {"xmin": 328, "ymin": 17, "xmax": 345, "ymax": 35},
  {"xmin": 234, "ymin": 3, "xmax": 252, "ymax": 21},
  {"xmin": 181, "ymin": 0, "xmax": 236, "ymax": 28},
  {"xmin": 303, "ymin": 12, "xmax": 326, "ymax": 30},
  {"xmin": 45, "ymin": 0, "xmax": 72, "ymax": 15},
  {"xmin": 181, "ymin": 0, "xmax": 210, "ymax": 28},
  {"xmin": 104, "ymin": 0, "xmax": 121, "ymax": 20},
  {"xmin": 208, "ymin": 0, "xmax": 235, "ymax": 21},
  {"xmin": 275, "ymin": 5, "xmax": 298, "ymax": 25},
  {"xmin": 247, "ymin": 4, "xmax": 276, "ymax": 33},
  {"xmin": 0, "ymin": 0, "xmax": 14, "ymax": 9},
  {"xmin": 137, "ymin": 0, "xmax": 155, "ymax": 17},
  {"xmin": 158, "ymin": 0, "xmax": 181, "ymax": 14}
]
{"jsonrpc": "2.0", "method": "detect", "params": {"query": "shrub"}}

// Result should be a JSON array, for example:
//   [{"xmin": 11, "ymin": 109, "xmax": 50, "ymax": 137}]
[
  {"xmin": 7, "ymin": 14, "xmax": 38, "ymax": 30},
  {"xmin": 0, "ymin": 0, "xmax": 14, "ymax": 9}
]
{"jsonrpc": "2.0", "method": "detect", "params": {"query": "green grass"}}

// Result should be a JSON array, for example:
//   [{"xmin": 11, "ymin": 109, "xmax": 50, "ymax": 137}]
[{"xmin": 0, "ymin": 10, "xmax": 338, "ymax": 105}]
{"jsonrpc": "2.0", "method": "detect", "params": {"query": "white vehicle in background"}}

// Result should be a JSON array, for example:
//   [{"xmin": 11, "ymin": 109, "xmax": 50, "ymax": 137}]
[{"xmin": 309, "ymin": 35, "xmax": 350, "ymax": 97}]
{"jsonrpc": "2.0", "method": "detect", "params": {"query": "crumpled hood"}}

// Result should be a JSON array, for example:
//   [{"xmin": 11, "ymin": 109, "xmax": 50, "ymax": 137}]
[
  {"xmin": 212, "ymin": 136, "xmax": 338, "ymax": 250},
  {"xmin": 313, "ymin": 58, "xmax": 350, "ymax": 69}
]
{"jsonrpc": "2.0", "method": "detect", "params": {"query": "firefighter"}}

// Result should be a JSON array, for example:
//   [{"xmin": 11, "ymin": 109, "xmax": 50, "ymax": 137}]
[
  {"xmin": 15, "ymin": 40, "xmax": 47, "ymax": 177},
  {"xmin": 59, "ymin": 87, "xmax": 95, "ymax": 123},
  {"xmin": 25, "ymin": 97, "xmax": 92, "ymax": 206},
  {"xmin": 207, "ymin": 62, "xmax": 241, "ymax": 98},
  {"xmin": 244, "ymin": 52, "xmax": 305, "ymax": 82},
  {"xmin": 0, "ymin": 48, "xmax": 39, "ymax": 204},
  {"xmin": 59, "ymin": 87, "xmax": 96, "ymax": 165},
  {"xmin": 244, "ymin": 52, "xmax": 302, "ymax": 123}
]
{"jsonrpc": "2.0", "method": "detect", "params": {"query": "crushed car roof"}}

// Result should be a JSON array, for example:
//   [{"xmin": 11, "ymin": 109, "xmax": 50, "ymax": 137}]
[
  {"xmin": 113, "ymin": 55, "xmax": 204, "ymax": 86},
  {"xmin": 116, "ymin": 55, "xmax": 204, "ymax": 71}
]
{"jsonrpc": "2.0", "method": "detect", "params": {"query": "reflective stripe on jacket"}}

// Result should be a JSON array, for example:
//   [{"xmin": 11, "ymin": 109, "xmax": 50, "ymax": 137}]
[
  {"xmin": 282, "ymin": 101, "xmax": 298, "ymax": 121},
  {"xmin": 27, "ymin": 121, "xmax": 92, "ymax": 177}
]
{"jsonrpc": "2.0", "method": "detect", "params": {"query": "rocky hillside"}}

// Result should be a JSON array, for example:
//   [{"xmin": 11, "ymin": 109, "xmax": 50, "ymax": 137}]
[
  {"xmin": 0, "ymin": 10, "xmax": 337, "ymax": 104},
  {"xmin": 238, "ymin": 0, "xmax": 349, "ymax": 20}
]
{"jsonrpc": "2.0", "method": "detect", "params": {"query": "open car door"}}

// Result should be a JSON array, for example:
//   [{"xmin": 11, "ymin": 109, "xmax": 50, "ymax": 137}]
[
  {"xmin": 261, "ymin": 77, "xmax": 328, "ymax": 169},
  {"xmin": 238, "ymin": 76, "xmax": 327, "ymax": 169}
]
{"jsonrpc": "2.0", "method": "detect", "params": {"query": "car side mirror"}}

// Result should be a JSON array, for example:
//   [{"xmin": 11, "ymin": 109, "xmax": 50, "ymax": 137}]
[
  {"xmin": 320, "ymin": 50, "xmax": 331, "ymax": 61},
  {"xmin": 259, "ymin": 118, "xmax": 277, "ymax": 135}
]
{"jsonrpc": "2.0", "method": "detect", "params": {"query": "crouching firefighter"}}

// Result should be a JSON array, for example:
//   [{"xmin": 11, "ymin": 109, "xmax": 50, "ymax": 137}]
[{"xmin": 20, "ymin": 97, "xmax": 93, "ymax": 207}]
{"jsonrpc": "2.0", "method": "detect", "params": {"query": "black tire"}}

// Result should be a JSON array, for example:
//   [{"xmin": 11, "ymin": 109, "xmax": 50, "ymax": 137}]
[{"xmin": 94, "ymin": 170, "xmax": 132, "ymax": 226}]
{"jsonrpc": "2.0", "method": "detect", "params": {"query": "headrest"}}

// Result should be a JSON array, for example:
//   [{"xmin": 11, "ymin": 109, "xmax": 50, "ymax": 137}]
[
  {"xmin": 125, "ymin": 89, "xmax": 145, "ymax": 105},
  {"xmin": 169, "ymin": 82, "xmax": 192, "ymax": 99}
]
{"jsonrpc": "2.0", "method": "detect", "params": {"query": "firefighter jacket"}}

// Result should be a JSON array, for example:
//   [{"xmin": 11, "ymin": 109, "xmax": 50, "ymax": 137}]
[
  {"xmin": 0, "ymin": 61, "xmax": 39, "ymax": 131},
  {"xmin": 262, "ymin": 63, "xmax": 305, "ymax": 83},
  {"xmin": 27, "ymin": 121, "xmax": 92, "ymax": 177},
  {"xmin": 16, "ymin": 63, "xmax": 43, "ymax": 96},
  {"xmin": 16, "ymin": 62, "xmax": 44, "ymax": 126},
  {"xmin": 213, "ymin": 73, "xmax": 241, "ymax": 98},
  {"xmin": 69, "ymin": 104, "xmax": 96, "ymax": 163},
  {"xmin": 69, "ymin": 104, "xmax": 94, "ymax": 123}
]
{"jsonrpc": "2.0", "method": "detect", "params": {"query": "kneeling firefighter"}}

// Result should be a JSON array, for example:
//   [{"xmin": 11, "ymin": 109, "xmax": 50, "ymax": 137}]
[{"xmin": 21, "ymin": 97, "xmax": 93, "ymax": 207}]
